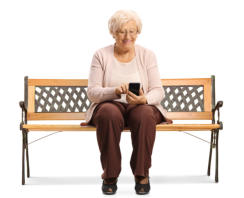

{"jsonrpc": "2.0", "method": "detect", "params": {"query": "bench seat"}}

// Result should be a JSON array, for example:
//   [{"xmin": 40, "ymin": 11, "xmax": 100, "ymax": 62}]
[{"xmin": 23, "ymin": 123, "xmax": 221, "ymax": 131}]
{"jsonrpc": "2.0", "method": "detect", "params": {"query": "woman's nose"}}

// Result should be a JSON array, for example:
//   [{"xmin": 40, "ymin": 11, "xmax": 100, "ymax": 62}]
[{"xmin": 124, "ymin": 33, "xmax": 131, "ymax": 39}]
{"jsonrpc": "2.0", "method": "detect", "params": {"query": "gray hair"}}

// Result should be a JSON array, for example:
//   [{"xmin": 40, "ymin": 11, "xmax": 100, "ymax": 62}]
[{"xmin": 108, "ymin": 10, "xmax": 142, "ymax": 36}]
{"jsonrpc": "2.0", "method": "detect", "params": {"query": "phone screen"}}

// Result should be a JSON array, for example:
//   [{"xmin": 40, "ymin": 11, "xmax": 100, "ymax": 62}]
[{"xmin": 129, "ymin": 83, "xmax": 140, "ymax": 96}]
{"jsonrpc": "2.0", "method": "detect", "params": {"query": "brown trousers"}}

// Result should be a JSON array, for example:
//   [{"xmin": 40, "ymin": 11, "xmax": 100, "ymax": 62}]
[{"xmin": 88, "ymin": 100, "xmax": 166, "ymax": 180}]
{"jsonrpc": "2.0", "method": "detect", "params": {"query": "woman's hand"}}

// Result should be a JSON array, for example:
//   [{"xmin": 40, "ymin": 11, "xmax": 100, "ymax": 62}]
[
  {"xmin": 115, "ymin": 83, "xmax": 129, "ymax": 97},
  {"xmin": 126, "ymin": 88, "xmax": 147, "ymax": 105}
]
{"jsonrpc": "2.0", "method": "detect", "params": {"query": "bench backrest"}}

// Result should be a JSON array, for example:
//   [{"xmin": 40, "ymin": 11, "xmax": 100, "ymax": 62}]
[{"xmin": 24, "ymin": 76, "xmax": 215, "ymax": 121}]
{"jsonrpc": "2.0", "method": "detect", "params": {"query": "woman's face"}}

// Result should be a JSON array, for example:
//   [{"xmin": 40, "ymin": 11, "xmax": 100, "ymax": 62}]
[{"xmin": 114, "ymin": 20, "xmax": 138, "ymax": 52}]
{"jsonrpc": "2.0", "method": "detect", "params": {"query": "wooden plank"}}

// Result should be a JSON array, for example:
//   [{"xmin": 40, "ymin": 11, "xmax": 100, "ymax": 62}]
[
  {"xmin": 27, "ymin": 112, "xmax": 212, "ymax": 120},
  {"xmin": 28, "ymin": 78, "xmax": 211, "ymax": 87},
  {"xmin": 161, "ymin": 78, "xmax": 211, "ymax": 86},
  {"xmin": 27, "ymin": 112, "xmax": 86, "ymax": 120},
  {"xmin": 28, "ymin": 86, "xmax": 35, "ymax": 113},
  {"xmin": 23, "ymin": 124, "xmax": 97, "ymax": 131},
  {"xmin": 28, "ymin": 79, "xmax": 88, "ymax": 86},
  {"xmin": 204, "ymin": 79, "xmax": 212, "ymax": 112},
  {"xmin": 156, "ymin": 124, "xmax": 220, "ymax": 131},
  {"xmin": 23, "ymin": 124, "xmax": 221, "ymax": 131},
  {"xmin": 166, "ymin": 112, "xmax": 212, "ymax": 120}
]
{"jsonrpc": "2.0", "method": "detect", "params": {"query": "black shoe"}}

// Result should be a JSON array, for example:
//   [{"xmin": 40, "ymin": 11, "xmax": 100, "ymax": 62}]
[
  {"xmin": 134, "ymin": 176, "xmax": 150, "ymax": 195},
  {"xmin": 102, "ymin": 178, "xmax": 118, "ymax": 195}
]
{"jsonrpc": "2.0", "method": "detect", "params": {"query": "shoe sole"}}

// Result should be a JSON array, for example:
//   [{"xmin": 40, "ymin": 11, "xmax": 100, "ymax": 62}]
[{"xmin": 103, "ymin": 192, "xmax": 116, "ymax": 195}]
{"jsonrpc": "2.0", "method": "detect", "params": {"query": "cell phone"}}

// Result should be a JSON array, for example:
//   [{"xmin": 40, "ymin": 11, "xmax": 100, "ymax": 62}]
[{"xmin": 129, "ymin": 82, "xmax": 140, "ymax": 96}]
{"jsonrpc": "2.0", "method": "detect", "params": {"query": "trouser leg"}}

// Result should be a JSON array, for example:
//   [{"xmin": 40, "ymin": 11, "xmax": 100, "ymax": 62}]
[
  {"xmin": 126, "ymin": 105, "xmax": 165, "ymax": 177},
  {"xmin": 90, "ymin": 101, "xmax": 126, "ymax": 179}
]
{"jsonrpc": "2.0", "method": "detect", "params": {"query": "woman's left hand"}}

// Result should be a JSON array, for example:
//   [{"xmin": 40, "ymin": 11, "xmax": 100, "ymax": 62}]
[{"xmin": 126, "ymin": 88, "xmax": 147, "ymax": 105}]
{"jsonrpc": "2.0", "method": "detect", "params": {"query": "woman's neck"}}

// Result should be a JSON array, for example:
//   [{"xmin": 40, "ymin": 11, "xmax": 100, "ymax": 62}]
[{"xmin": 114, "ymin": 43, "xmax": 135, "ymax": 62}]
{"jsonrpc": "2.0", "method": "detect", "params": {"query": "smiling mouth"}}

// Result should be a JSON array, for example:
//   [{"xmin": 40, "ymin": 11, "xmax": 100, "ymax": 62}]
[{"xmin": 123, "ymin": 40, "xmax": 131, "ymax": 44}]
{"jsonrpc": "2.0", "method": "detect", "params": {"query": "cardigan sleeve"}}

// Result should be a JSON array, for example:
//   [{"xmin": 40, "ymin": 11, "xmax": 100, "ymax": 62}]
[
  {"xmin": 144, "ymin": 51, "xmax": 165, "ymax": 105},
  {"xmin": 87, "ymin": 51, "xmax": 121, "ymax": 103}
]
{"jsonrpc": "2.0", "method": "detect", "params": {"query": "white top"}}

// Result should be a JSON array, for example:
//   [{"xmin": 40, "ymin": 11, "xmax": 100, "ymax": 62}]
[{"xmin": 107, "ymin": 56, "xmax": 141, "ymax": 103}]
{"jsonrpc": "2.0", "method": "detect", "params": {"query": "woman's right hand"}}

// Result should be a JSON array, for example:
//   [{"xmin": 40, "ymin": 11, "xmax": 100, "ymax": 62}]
[{"xmin": 115, "ymin": 83, "xmax": 129, "ymax": 97}]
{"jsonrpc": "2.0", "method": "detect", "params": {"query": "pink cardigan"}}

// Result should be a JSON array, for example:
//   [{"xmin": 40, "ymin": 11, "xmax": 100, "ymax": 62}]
[{"xmin": 85, "ymin": 44, "xmax": 168, "ymax": 124}]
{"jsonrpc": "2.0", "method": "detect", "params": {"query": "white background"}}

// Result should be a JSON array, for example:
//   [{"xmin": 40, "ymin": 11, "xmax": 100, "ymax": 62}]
[{"xmin": 0, "ymin": 0, "xmax": 244, "ymax": 197}]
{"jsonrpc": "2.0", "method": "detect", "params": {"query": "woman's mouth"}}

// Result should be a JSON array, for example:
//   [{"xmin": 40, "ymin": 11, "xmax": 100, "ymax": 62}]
[{"xmin": 123, "ymin": 40, "xmax": 131, "ymax": 44}]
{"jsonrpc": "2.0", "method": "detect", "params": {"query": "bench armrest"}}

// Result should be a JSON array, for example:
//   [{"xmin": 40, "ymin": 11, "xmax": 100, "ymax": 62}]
[
  {"xmin": 212, "ymin": 100, "xmax": 223, "ymax": 129},
  {"xmin": 19, "ymin": 101, "xmax": 27, "ymax": 111},
  {"xmin": 213, "ymin": 101, "xmax": 223, "ymax": 113},
  {"xmin": 19, "ymin": 101, "xmax": 27, "ymax": 130}
]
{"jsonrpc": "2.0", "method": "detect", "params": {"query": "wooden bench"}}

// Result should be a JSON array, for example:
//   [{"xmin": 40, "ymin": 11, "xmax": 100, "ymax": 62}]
[{"xmin": 19, "ymin": 76, "xmax": 223, "ymax": 185}]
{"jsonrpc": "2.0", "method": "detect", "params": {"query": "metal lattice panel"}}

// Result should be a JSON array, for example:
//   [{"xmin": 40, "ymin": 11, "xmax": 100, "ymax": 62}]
[
  {"xmin": 35, "ymin": 85, "xmax": 204, "ymax": 113},
  {"xmin": 161, "ymin": 86, "xmax": 204, "ymax": 112},
  {"xmin": 35, "ymin": 86, "xmax": 90, "ymax": 112}
]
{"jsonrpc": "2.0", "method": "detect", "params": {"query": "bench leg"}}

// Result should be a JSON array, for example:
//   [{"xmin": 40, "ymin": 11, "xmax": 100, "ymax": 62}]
[
  {"xmin": 26, "ymin": 132, "xmax": 30, "ymax": 178},
  {"xmin": 207, "ymin": 129, "xmax": 219, "ymax": 182},
  {"xmin": 215, "ymin": 129, "xmax": 219, "ymax": 183},
  {"xmin": 22, "ymin": 130, "xmax": 26, "ymax": 185},
  {"xmin": 207, "ymin": 130, "xmax": 214, "ymax": 176}
]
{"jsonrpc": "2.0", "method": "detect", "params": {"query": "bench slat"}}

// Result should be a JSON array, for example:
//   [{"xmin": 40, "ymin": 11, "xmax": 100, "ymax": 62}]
[
  {"xmin": 23, "ymin": 124, "xmax": 221, "ymax": 131},
  {"xmin": 27, "ymin": 112, "xmax": 212, "ymax": 121},
  {"xmin": 27, "ymin": 112, "xmax": 86, "ymax": 120},
  {"xmin": 28, "ymin": 79, "xmax": 88, "ymax": 86}
]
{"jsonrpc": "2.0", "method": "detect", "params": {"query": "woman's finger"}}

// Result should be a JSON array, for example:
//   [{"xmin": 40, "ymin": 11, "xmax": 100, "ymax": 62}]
[
  {"xmin": 126, "ymin": 83, "xmax": 129, "ymax": 94},
  {"xmin": 127, "ymin": 94, "xmax": 137, "ymax": 104},
  {"xmin": 121, "ymin": 84, "xmax": 126, "ymax": 93},
  {"xmin": 128, "ymin": 90, "xmax": 137, "ymax": 98},
  {"xmin": 119, "ymin": 87, "xmax": 123, "ymax": 94},
  {"xmin": 123, "ymin": 85, "xmax": 126, "ymax": 94},
  {"xmin": 126, "ymin": 94, "xmax": 132, "ymax": 103},
  {"xmin": 139, "ymin": 88, "xmax": 144, "ymax": 96},
  {"xmin": 126, "ymin": 94, "xmax": 130, "ymax": 103}
]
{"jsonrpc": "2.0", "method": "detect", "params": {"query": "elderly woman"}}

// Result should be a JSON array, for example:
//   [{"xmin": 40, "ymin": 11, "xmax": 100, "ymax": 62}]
[{"xmin": 85, "ymin": 10, "xmax": 171, "ymax": 195}]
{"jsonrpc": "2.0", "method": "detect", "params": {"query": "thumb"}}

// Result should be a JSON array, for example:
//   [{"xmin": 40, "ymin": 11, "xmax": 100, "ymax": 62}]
[{"xmin": 139, "ymin": 88, "xmax": 143, "ymax": 95}]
